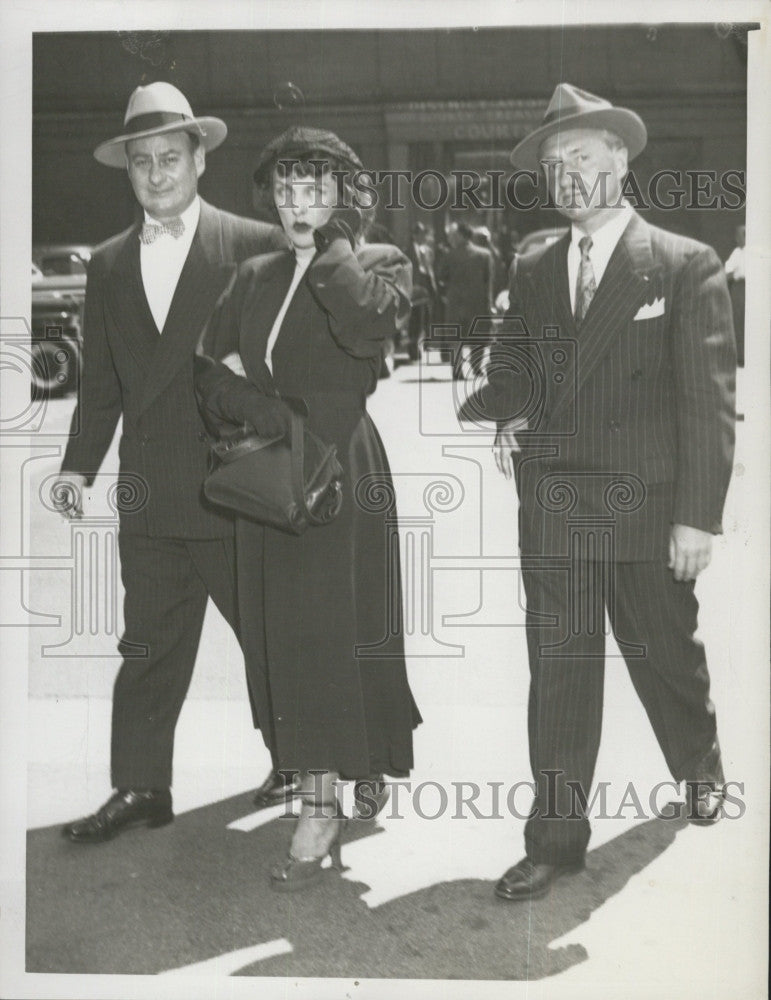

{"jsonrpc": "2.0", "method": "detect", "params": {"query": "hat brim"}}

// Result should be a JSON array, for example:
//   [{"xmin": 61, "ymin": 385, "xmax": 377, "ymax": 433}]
[
  {"xmin": 509, "ymin": 108, "xmax": 647, "ymax": 171},
  {"xmin": 94, "ymin": 117, "xmax": 227, "ymax": 168}
]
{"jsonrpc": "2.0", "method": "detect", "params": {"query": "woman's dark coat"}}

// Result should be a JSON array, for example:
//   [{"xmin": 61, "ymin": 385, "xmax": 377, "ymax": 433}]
[{"xmin": 195, "ymin": 232, "xmax": 421, "ymax": 778}]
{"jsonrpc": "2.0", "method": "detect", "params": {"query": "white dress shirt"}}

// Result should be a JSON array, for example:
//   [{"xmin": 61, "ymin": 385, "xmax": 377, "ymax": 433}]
[
  {"xmin": 140, "ymin": 196, "xmax": 200, "ymax": 333},
  {"xmin": 567, "ymin": 201, "xmax": 634, "ymax": 314},
  {"xmin": 264, "ymin": 245, "xmax": 316, "ymax": 373}
]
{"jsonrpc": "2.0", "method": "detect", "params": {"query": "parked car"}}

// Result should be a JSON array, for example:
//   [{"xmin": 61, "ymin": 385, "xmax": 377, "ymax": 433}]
[
  {"xmin": 32, "ymin": 243, "xmax": 91, "ymax": 277},
  {"xmin": 30, "ymin": 270, "xmax": 87, "ymax": 398}
]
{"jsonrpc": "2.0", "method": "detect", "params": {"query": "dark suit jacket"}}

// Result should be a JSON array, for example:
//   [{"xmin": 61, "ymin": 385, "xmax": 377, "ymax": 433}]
[
  {"xmin": 440, "ymin": 240, "xmax": 494, "ymax": 327},
  {"xmin": 61, "ymin": 198, "xmax": 286, "ymax": 538},
  {"xmin": 406, "ymin": 239, "xmax": 438, "ymax": 300},
  {"xmin": 491, "ymin": 211, "xmax": 736, "ymax": 561}
]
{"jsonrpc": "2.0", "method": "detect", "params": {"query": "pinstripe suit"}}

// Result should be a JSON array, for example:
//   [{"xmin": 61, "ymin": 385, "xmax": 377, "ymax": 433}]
[
  {"xmin": 494, "ymin": 211, "xmax": 736, "ymax": 863},
  {"xmin": 61, "ymin": 199, "xmax": 285, "ymax": 789}
]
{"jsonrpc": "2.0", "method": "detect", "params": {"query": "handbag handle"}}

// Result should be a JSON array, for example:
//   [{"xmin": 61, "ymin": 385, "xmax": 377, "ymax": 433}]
[{"xmin": 288, "ymin": 409, "xmax": 341, "ymax": 527}]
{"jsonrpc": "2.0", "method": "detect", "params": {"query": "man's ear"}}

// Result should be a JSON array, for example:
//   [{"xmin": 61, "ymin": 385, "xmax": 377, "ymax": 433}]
[
  {"xmin": 195, "ymin": 146, "xmax": 206, "ymax": 179},
  {"xmin": 614, "ymin": 145, "xmax": 629, "ymax": 180}
]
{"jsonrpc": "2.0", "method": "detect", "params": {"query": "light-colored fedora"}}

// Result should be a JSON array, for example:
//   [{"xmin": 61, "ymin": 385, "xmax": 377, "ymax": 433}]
[
  {"xmin": 510, "ymin": 83, "xmax": 647, "ymax": 170},
  {"xmin": 93, "ymin": 82, "xmax": 227, "ymax": 168}
]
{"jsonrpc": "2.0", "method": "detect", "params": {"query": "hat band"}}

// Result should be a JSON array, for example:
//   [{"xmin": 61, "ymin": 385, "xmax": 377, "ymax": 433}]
[{"xmin": 124, "ymin": 111, "xmax": 192, "ymax": 135}]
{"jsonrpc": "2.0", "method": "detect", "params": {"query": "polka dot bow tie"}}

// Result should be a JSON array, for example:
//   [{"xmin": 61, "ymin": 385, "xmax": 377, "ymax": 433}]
[{"xmin": 139, "ymin": 218, "xmax": 185, "ymax": 244}]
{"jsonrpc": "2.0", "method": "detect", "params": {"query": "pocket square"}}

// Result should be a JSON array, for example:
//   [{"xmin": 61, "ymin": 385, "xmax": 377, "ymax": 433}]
[{"xmin": 633, "ymin": 297, "xmax": 665, "ymax": 320}]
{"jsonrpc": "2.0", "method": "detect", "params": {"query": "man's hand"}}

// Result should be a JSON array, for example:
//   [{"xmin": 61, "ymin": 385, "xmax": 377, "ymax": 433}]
[
  {"xmin": 50, "ymin": 473, "xmax": 87, "ymax": 520},
  {"xmin": 669, "ymin": 523, "xmax": 713, "ymax": 581},
  {"xmin": 493, "ymin": 425, "xmax": 520, "ymax": 480}
]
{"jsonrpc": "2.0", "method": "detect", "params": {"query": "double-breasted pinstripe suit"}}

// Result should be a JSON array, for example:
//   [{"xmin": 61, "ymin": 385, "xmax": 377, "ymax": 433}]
[
  {"xmin": 492, "ymin": 210, "xmax": 736, "ymax": 864},
  {"xmin": 61, "ymin": 199, "xmax": 285, "ymax": 789}
]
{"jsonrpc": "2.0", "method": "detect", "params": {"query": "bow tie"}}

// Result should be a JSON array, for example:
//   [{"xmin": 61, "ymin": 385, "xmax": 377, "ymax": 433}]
[{"xmin": 139, "ymin": 218, "xmax": 185, "ymax": 245}]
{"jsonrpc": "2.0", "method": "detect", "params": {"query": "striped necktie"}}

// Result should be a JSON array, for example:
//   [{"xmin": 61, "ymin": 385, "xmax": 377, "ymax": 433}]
[{"xmin": 575, "ymin": 235, "xmax": 596, "ymax": 325}]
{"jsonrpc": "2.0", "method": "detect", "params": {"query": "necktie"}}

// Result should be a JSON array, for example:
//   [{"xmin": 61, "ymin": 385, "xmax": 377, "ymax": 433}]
[
  {"xmin": 139, "ymin": 218, "xmax": 185, "ymax": 245},
  {"xmin": 575, "ymin": 235, "xmax": 596, "ymax": 325}
]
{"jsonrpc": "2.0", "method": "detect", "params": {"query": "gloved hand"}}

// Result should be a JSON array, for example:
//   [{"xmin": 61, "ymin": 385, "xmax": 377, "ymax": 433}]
[
  {"xmin": 242, "ymin": 393, "xmax": 293, "ymax": 439},
  {"xmin": 314, "ymin": 204, "xmax": 362, "ymax": 252}
]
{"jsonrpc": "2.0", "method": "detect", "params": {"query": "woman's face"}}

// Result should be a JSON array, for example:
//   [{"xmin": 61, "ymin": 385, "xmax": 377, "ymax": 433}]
[{"xmin": 273, "ymin": 165, "xmax": 338, "ymax": 250}]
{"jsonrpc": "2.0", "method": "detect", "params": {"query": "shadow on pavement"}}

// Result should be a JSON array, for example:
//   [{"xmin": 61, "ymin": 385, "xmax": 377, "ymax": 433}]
[{"xmin": 27, "ymin": 791, "xmax": 688, "ymax": 978}]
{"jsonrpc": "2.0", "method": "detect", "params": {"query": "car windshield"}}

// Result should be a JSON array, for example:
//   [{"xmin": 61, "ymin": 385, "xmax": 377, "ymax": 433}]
[{"xmin": 37, "ymin": 252, "xmax": 89, "ymax": 276}]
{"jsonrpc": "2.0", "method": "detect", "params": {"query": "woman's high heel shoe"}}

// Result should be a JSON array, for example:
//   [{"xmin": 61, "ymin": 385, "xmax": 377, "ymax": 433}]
[
  {"xmin": 354, "ymin": 776, "xmax": 390, "ymax": 820},
  {"xmin": 270, "ymin": 818, "xmax": 347, "ymax": 893}
]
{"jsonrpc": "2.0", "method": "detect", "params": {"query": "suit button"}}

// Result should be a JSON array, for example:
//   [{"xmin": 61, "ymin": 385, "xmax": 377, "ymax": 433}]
[
  {"xmin": 198, "ymin": 431, "xmax": 208, "ymax": 442},
  {"xmin": 140, "ymin": 435, "xmax": 149, "ymax": 445},
  {"xmin": 631, "ymin": 369, "xmax": 643, "ymax": 380},
  {"xmin": 608, "ymin": 420, "xmax": 620, "ymax": 432}
]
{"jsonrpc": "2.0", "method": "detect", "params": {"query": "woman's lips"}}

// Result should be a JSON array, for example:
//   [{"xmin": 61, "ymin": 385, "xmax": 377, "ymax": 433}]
[{"xmin": 292, "ymin": 222, "xmax": 312, "ymax": 232}]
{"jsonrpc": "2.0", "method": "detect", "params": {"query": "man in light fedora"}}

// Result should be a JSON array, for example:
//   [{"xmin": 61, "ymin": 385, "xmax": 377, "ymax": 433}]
[
  {"xmin": 491, "ymin": 83, "xmax": 736, "ymax": 899},
  {"xmin": 54, "ymin": 82, "xmax": 288, "ymax": 843}
]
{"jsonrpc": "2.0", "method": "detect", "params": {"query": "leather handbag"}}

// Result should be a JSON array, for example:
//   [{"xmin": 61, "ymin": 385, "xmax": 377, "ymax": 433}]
[{"xmin": 203, "ymin": 408, "xmax": 343, "ymax": 535}]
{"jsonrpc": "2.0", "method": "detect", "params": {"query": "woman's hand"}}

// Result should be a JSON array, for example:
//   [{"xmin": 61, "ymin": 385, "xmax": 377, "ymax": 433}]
[{"xmin": 314, "ymin": 205, "xmax": 363, "ymax": 251}]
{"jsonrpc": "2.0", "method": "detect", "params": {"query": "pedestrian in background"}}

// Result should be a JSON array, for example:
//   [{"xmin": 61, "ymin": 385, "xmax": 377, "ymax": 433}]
[{"xmin": 438, "ymin": 220, "xmax": 494, "ymax": 379}]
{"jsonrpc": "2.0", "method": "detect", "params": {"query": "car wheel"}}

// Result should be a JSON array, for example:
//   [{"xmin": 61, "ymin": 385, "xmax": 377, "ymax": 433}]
[{"xmin": 31, "ymin": 338, "xmax": 80, "ymax": 399}]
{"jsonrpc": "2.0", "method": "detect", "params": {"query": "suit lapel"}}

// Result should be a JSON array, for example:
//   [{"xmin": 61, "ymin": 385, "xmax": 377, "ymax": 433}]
[
  {"xmin": 523, "ymin": 235, "xmax": 576, "ymax": 420},
  {"xmin": 549, "ymin": 212, "xmax": 659, "ymax": 423},
  {"xmin": 104, "ymin": 227, "xmax": 160, "ymax": 374},
  {"xmin": 240, "ymin": 251, "xmax": 295, "ymax": 388},
  {"xmin": 140, "ymin": 200, "xmax": 238, "ymax": 412},
  {"xmin": 531, "ymin": 233, "xmax": 574, "ymax": 339}
]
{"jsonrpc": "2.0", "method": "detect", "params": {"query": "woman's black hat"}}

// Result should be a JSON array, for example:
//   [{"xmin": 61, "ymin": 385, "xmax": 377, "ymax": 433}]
[{"xmin": 253, "ymin": 126, "xmax": 363, "ymax": 184}]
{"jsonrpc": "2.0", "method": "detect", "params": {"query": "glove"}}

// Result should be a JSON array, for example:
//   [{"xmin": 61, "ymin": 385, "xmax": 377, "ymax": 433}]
[
  {"xmin": 241, "ymin": 393, "xmax": 293, "ymax": 439},
  {"xmin": 314, "ymin": 205, "xmax": 362, "ymax": 252}
]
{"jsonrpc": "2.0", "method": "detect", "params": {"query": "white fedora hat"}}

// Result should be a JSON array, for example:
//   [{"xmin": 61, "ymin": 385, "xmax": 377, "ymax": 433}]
[
  {"xmin": 94, "ymin": 82, "xmax": 227, "ymax": 168},
  {"xmin": 510, "ymin": 83, "xmax": 647, "ymax": 171}
]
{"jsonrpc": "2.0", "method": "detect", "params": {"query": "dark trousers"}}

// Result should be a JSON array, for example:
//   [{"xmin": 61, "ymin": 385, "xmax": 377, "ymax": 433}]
[
  {"xmin": 451, "ymin": 314, "xmax": 488, "ymax": 379},
  {"xmin": 521, "ymin": 560, "xmax": 720, "ymax": 865},
  {"xmin": 111, "ymin": 533, "xmax": 238, "ymax": 790}
]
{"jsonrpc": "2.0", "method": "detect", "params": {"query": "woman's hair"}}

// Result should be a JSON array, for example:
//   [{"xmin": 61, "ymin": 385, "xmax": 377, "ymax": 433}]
[{"xmin": 252, "ymin": 149, "xmax": 375, "ymax": 239}]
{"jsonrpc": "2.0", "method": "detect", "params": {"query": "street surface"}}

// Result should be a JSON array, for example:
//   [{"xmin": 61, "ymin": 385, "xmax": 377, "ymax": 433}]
[{"xmin": 14, "ymin": 359, "xmax": 768, "ymax": 995}]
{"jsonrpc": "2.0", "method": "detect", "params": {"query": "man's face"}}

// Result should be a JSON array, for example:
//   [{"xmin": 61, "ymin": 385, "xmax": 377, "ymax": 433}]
[
  {"xmin": 126, "ymin": 132, "xmax": 205, "ymax": 220},
  {"xmin": 539, "ymin": 128, "xmax": 627, "ymax": 226}
]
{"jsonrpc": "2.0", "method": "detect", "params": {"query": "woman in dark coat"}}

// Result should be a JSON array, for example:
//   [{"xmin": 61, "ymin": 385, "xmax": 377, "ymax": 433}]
[{"xmin": 195, "ymin": 127, "xmax": 421, "ymax": 890}]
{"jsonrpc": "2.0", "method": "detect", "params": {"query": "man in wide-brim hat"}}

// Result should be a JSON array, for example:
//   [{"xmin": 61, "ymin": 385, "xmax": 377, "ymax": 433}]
[
  {"xmin": 491, "ymin": 83, "xmax": 737, "ymax": 900},
  {"xmin": 54, "ymin": 82, "xmax": 287, "ymax": 844}
]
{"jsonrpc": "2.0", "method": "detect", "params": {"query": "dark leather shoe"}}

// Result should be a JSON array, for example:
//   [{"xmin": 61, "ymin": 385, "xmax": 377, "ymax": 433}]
[
  {"xmin": 252, "ymin": 769, "xmax": 301, "ymax": 809},
  {"xmin": 495, "ymin": 856, "xmax": 585, "ymax": 901},
  {"xmin": 62, "ymin": 789, "xmax": 173, "ymax": 844},
  {"xmin": 353, "ymin": 776, "xmax": 390, "ymax": 819},
  {"xmin": 684, "ymin": 741, "xmax": 726, "ymax": 825},
  {"xmin": 684, "ymin": 780, "xmax": 726, "ymax": 825}
]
